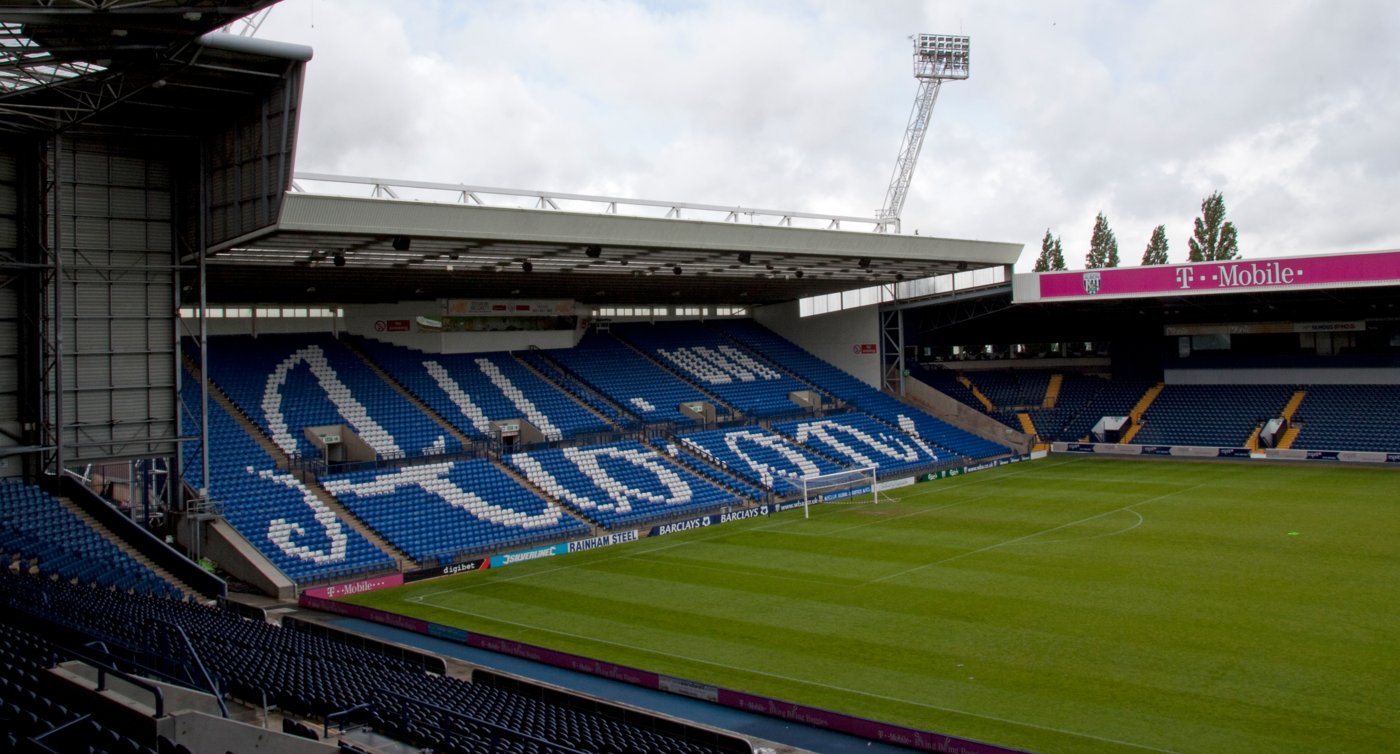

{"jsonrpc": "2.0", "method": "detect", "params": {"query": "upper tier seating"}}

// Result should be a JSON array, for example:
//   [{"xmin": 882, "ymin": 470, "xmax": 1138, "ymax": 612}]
[
  {"xmin": 676, "ymin": 427, "xmax": 846, "ymax": 493},
  {"xmin": 0, "ymin": 574, "xmax": 742, "ymax": 754},
  {"xmin": 1291, "ymin": 384, "xmax": 1400, "ymax": 453},
  {"xmin": 181, "ymin": 371, "xmax": 395, "ymax": 583},
  {"xmin": 541, "ymin": 333, "xmax": 718, "ymax": 425},
  {"xmin": 614, "ymin": 321, "xmax": 811, "ymax": 417},
  {"xmin": 909, "ymin": 364, "xmax": 985, "ymax": 411},
  {"xmin": 772, "ymin": 412, "xmax": 944, "ymax": 477},
  {"xmin": 0, "ymin": 478, "xmax": 181, "ymax": 599},
  {"xmin": 517, "ymin": 350, "xmax": 639, "ymax": 429},
  {"xmin": 972, "ymin": 370, "xmax": 1052, "ymax": 409},
  {"xmin": 204, "ymin": 334, "xmax": 459, "ymax": 461},
  {"xmin": 709, "ymin": 321, "xmax": 1009, "ymax": 461},
  {"xmin": 352, "ymin": 337, "xmax": 614, "ymax": 442},
  {"xmin": 1132, "ymin": 384, "xmax": 1295, "ymax": 447},
  {"xmin": 507, "ymin": 441, "xmax": 741, "ymax": 527},
  {"xmin": 322, "ymin": 459, "xmax": 590, "ymax": 563}
]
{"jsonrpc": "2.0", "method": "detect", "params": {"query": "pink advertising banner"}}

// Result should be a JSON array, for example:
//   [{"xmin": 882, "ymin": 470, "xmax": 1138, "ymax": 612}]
[{"xmin": 1027, "ymin": 249, "xmax": 1400, "ymax": 302}]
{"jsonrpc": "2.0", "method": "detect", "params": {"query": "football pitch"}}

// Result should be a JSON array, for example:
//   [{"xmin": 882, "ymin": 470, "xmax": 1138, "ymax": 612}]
[{"xmin": 343, "ymin": 457, "xmax": 1400, "ymax": 754}]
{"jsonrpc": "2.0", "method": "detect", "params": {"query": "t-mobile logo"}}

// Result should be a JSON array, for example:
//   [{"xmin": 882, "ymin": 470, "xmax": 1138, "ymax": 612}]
[{"xmin": 1175, "ymin": 267, "xmax": 1195, "ymax": 289}]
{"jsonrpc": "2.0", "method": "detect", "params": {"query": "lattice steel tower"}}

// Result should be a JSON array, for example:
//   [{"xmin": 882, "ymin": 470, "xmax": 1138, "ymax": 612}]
[{"xmin": 876, "ymin": 34, "xmax": 970, "ymax": 233}]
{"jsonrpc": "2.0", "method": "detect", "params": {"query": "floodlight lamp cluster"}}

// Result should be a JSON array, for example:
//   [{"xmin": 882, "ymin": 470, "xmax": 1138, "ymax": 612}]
[{"xmin": 914, "ymin": 34, "xmax": 970, "ymax": 80}]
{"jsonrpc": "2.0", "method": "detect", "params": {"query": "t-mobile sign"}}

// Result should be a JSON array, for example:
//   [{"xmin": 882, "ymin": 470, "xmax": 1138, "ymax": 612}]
[{"xmin": 1016, "ymin": 249, "xmax": 1400, "ymax": 303}]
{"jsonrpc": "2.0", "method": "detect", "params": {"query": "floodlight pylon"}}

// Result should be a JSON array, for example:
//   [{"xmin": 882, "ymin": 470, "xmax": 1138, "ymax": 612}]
[{"xmin": 875, "ymin": 34, "xmax": 970, "ymax": 234}]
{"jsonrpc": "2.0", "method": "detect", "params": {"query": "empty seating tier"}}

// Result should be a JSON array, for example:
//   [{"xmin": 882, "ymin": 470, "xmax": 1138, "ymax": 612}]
[
  {"xmin": 0, "ymin": 478, "xmax": 180, "ymax": 600},
  {"xmin": 677, "ymin": 427, "xmax": 846, "ymax": 493},
  {"xmin": 540, "ymin": 333, "xmax": 718, "ymax": 425},
  {"xmin": 322, "ymin": 459, "xmax": 590, "ymax": 563},
  {"xmin": 353, "ymin": 337, "xmax": 613, "ymax": 441},
  {"xmin": 0, "ymin": 573, "xmax": 741, "ymax": 754},
  {"xmin": 204, "ymin": 334, "xmax": 459, "ymax": 461},
  {"xmin": 182, "ymin": 370, "xmax": 395, "ymax": 583},
  {"xmin": 507, "ymin": 441, "xmax": 742, "ymax": 527},
  {"xmin": 1291, "ymin": 384, "xmax": 1400, "ymax": 452},
  {"xmin": 615, "ymin": 321, "xmax": 811, "ymax": 417},
  {"xmin": 1132, "ymin": 384, "xmax": 1296, "ymax": 448},
  {"xmin": 710, "ymin": 321, "xmax": 1009, "ymax": 461},
  {"xmin": 772, "ymin": 412, "xmax": 944, "ymax": 477}
]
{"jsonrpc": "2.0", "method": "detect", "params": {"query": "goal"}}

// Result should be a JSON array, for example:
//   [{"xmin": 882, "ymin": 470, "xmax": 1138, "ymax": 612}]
[{"xmin": 795, "ymin": 466, "xmax": 882, "ymax": 519}]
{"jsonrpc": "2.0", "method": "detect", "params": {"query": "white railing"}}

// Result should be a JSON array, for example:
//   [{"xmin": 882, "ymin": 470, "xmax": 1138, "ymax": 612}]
[{"xmin": 291, "ymin": 172, "xmax": 888, "ymax": 232}]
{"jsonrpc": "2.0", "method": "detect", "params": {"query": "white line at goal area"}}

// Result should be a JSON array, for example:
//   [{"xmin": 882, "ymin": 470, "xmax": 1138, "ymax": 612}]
[{"xmin": 786, "ymin": 466, "xmax": 891, "ymax": 518}]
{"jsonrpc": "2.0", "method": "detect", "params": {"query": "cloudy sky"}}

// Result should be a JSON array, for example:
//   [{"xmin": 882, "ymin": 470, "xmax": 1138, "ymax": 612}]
[{"xmin": 256, "ymin": 0, "xmax": 1400, "ymax": 271}]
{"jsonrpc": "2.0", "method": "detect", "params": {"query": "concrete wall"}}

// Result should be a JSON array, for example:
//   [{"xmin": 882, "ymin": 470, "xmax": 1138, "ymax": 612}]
[
  {"xmin": 902, "ymin": 377, "xmax": 1033, "ymax": 454},
  {"xmin": 754, "ymin": 301, "xmax": 881, "ymax": 388}
]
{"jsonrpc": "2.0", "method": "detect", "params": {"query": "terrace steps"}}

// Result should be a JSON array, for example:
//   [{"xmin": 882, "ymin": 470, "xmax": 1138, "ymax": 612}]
[
  {"xmin": 1119, "ymin": 382, "xmax": 1165, "ymax": 444},
  {"xmin": 1281, "ymin": 389, "xmax": 1307, "ymax": 420},
  {"xmin": 1277, "ymin": 424, "xmax": 1303, "ymax": 450},
  {"xmin": 1043, "ymin": 374, "xmax": 1063, "ymax": 408},
  {"xmin": 958, "ymin": 376, "xmax": 997, "ymax": 412},
  {"xmin": 57, "ymin": 497, "xmax": 206, "ymax": 601}
]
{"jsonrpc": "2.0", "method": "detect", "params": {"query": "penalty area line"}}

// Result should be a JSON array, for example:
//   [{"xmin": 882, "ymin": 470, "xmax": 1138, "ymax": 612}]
[
  {"xmin": 865, "ymin": 481, "xmax": 1206, "ymax": 586},
  {"xmin": 415, "ymin": 598, "xmax": 1183, "ymax": 754}
]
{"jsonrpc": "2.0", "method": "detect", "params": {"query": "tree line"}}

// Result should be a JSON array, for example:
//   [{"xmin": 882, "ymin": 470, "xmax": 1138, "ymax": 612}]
[{"xmin": 1032, "ymin": 191, "xmax": 1240, "ymax": 271}]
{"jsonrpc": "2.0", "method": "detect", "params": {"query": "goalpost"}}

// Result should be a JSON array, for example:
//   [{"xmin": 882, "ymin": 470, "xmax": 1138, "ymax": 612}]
[{"xmin": 795, "ymin": 466, "xmax": 883, "ymax": 519}]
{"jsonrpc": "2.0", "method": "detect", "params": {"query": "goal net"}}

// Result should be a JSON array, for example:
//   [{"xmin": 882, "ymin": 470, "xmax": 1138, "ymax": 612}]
[{"xmin": 793, "ymin": 466, "xmax": 881, "ymax": 519}]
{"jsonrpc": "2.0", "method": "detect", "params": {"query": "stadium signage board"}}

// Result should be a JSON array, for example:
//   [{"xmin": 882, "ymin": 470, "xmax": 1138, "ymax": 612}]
[{"xmin": 1016, "ymin": 249, "xmax": 1400, "ymax": 303}]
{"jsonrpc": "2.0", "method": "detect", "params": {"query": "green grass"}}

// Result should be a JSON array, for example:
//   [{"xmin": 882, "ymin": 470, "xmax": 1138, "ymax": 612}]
[{"xmin": 344, "ymin": 457, "xmax": 1400, "ymax": 754}]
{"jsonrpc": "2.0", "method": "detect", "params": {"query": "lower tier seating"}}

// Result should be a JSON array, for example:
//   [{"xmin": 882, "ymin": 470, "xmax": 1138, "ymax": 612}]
[
  {"xmin": 0, "ymin": 478, "xmax": 181, "ymax": 600},
  {"xmin": 507, "ymin": 441, "xmax": 742, "ymax": 527},
  {"xmin": 0, "ymin": 573, "xmax": 744, "ymax": 754},
  {"xmin": 182, "ymin": 371, "xmax": 395, "ymax": 583},
  {"xmin": 322, "ymin": 459, "xmax": 590, "ymax": 563}
]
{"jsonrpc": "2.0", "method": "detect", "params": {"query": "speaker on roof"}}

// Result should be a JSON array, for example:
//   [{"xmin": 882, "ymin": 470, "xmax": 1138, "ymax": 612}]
[
  {"xmin": 392, "ymin": 235, "xmax": 411, "ymax": 251},
  {"xmin": 333, "ymin": 253, "xmax": 345, "ymax": 268},
  {"xmin": 738, "ymin": 252, "xmax": 752, "ymax": 265},
  {"xmin": 584, "ymin": 245, "xmax": 602, "ymax": 258}
]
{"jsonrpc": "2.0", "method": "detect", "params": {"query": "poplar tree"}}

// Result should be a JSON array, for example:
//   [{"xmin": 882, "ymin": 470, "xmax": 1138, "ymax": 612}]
[
  {"xmin": 1085, "ymin": 212, "xmax": 1120, "ymax": 269},
  {"xmin": 1141, "ymin": 224, "xmax": 1170, "ymax": 265},
  {"xmin": 1188, "ymin": 191, "xmax": 1240, "ymax": 262}
]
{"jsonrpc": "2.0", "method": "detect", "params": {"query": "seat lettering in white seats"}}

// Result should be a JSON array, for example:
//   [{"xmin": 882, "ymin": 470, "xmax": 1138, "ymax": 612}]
[
  {"xmin": 322, "ymin": 462, "xmax": 564, "ymax": 530},
  {"xmin": 262, "ymin": 345, "xmax": 403, "ymax": 458},
  {"xmin": 896, "ymin": 415, "xmax": 941, "ymax": 458},
  {"xmin": 425, "ymin": 361, "xmax": 493, "ymax": 436},
  {"xmin": 657, "ymin": 345, "xmax": 782, "ymax": 385},
  {"xmin": 793, "ymin": 420, "xmax": 932, "ymax": 467},
  {"xmin": 256, "ymin": 467, "xmax": 348, "ymax": 564},
  {"xmin": 561, "ymin": 446, "xmax": 693, "ymax": 511},
  {"xmin": 722, "ymin": 430, "xmax": 821, "ymax": 483},
  {"xmin": 475, "ymin": 358, "xmax": 563, "ymax": 441}
]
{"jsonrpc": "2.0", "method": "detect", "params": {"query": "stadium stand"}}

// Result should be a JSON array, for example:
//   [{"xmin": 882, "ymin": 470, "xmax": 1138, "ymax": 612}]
[
  {"xmin": 0, "ymin": 478, "xmax": 182, "ymax": 600},
  {"xmin": 1291, "ymin": 384, "xmax": 1400, "ymax": 452},
  {"xmin": 0, "ymin": 572, "xmax": 747, "ymax": 754},
  {"xmin": 517, "ymin": 349, "xmax": 641, "ymax": 429},
  {"xmin": 1131, "ymin": 384, "xmax": 1296, "ymax": 447},
  {"xmin": 539, "ymin": 332, "xmax": 726, "ymax": 425},
  {"xmin": 614, "ymin": 321, "xmax": 813, "ymax": 417},
  {"xmin": 181, "ymin": 371, "xmax": 396, "ymax": 583},
  {"xmin": 507, "ymin": 441, "xmax": 743, "ymax": 527},
  {"xmin": 772, "ymin": 413, "xmax": 945, "ymax": 477},
  {"xmin": 676, "ymin": 427, "xmax": 846, "ymax": 493},
  {"xmin": 352, "ymin": 336, "xmax": 614, "ymax": 441},
  {"xmin": 203, "ymin": 334, "xmax": 460, "ymax": 462},
  {"xmin": 321, "ymin": 459, "xmax": 591, "ymax": 564},
  {"xmin": 710, "ymin": 321, "xmax": 1010, "ymax": 461}
]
